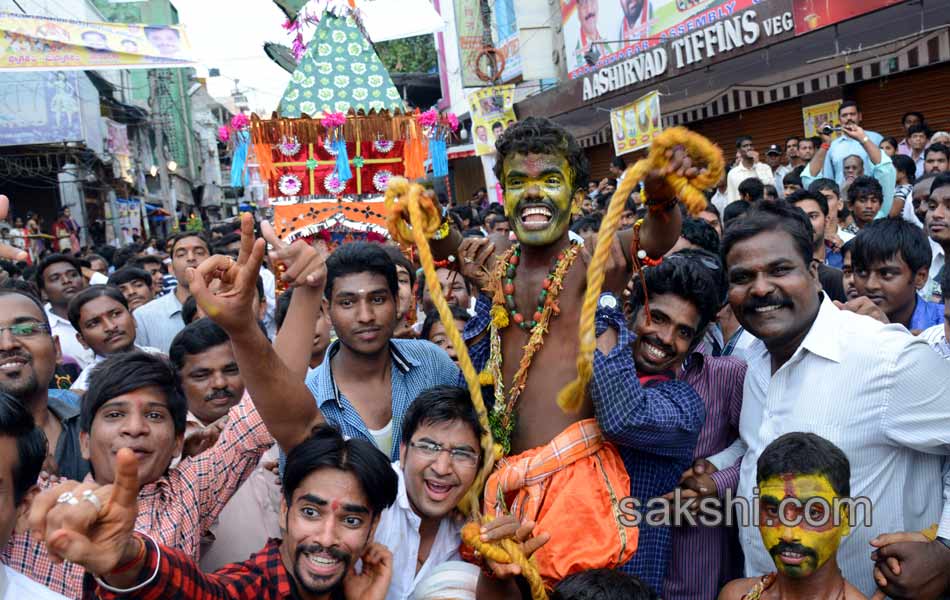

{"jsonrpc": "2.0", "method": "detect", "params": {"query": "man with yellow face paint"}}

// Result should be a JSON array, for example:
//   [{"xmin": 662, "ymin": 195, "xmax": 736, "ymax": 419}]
[
  {"xmin": 720, "ymin": 432, "xmax": 866, "ymax": 600},
  {"xmin": 441, "ymin": 116, "xmax": 704, "ymax": 593}
]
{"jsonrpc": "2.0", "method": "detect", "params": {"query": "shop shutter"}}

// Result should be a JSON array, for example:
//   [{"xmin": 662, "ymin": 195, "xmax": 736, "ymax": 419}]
[{"xmin": 853, "ymin": 63, "xmax": 950, "ymax": 139}]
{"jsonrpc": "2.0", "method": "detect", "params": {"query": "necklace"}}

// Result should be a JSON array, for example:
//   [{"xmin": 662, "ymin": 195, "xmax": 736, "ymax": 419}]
[
  {"xmin": 746, "ymin": 572, "xmax": 847, "ymax": 600},
  {"xmin": 486, "ymin": 241, "xmax": 581, "ymax": 454},
  {"xmin": 502, "ymin": 242, "xmax": 578, "ymax": 331}
]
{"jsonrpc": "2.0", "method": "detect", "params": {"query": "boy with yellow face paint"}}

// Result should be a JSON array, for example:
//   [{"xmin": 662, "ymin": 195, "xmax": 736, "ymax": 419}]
[{"xmin": 719, "ymin": 433, "xmax": 867, "ymax": 600}]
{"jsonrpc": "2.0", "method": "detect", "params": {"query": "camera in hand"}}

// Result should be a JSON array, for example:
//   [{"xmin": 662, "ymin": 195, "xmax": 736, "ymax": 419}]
[{"xmin": 821, "ymin": 124, "xmax": 843, "ymax": 136}]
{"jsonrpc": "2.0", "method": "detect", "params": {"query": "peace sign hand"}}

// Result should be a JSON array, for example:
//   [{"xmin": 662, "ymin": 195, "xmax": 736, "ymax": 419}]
[
  {"xmin": 188, "ymin": 213, "xmax": 266, "ymax": 334},
  {"xmin": 29, "ymin": 448, "xmax": 141, "ymax": 576},
  {"xmin": 260, "ymin": 220, "xmax": 327, "ymax": 291}
]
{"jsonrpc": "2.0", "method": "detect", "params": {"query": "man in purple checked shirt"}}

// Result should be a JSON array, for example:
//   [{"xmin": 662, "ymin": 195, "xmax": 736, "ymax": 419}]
[{"xmin": 659, "ymin": 248, "xmax": 748, "ymax": 600}]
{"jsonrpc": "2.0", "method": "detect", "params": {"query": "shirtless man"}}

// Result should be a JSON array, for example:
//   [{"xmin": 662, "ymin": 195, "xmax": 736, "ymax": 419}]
[
  {"xmin": 719, "ymin": 432, "xmax": 865, "ymax": 600},
  {"xmin": 443, "ymin": 116, "xmax": 696, "ymax": 585}
]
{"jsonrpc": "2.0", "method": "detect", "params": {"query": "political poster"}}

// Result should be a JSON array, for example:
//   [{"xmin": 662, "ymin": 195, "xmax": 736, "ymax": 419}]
[
  {"xmin": 561, "ymin": 0, "xmax": 758, "ymax": 80},
  {"xmin": 0, "ymin": 13, "xmax": 196, "ymax": 71},
  {"xmin": 610, "ymin": 90, "xmax": 661, "ymax": 155},
  {"xmin": 468, "ymin": 85, "xmax": 516, "ymax": 156}
]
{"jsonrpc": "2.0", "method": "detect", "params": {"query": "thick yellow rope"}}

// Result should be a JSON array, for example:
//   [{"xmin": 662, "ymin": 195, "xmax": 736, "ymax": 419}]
[
  {"xmin": 384, "ymin": 177, "xmax": 500, "ymax": 513},
  {"xmin": 384, "ymin": 177, "xmax": 547, "ymax": 599},
  {"xmin": 556, "ymin": 127, "xmax": 724, "ymax": 413},
  {"xmin": 461, "ymin": 517, "xmax": 548, "ymax": 600}
]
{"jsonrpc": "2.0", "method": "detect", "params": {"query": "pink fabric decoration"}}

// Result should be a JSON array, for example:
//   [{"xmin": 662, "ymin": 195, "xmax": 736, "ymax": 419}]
[
  {"xmin": 445, "ymin": 112, "xmax": 460, "ymax": 132},
  {"xmin": 217, "ymin": 126, "xmax": 231, "ymax": 143},
  {"xmin": 321, "ymin": 112, "xmax": 347, "ymax": 128},
  {"xmin": 230, "ymin": 113, "xmax": 249, "ymax": 131},
  {"xmin": 419, "ymin": 109, "xmax": 439, "ymax": 127}
]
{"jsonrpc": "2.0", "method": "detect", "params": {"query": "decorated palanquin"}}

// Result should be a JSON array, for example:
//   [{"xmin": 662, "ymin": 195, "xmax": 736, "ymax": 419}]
[
  {"xmin": 238, "ymin": 0, "xmax": 457, "ymax": 252},
  {"xmin": 249, "ymin": 111, "xmax": 423, "ymax": 200}
]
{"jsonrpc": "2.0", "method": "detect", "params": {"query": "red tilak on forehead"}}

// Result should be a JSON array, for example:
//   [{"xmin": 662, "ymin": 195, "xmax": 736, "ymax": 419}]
[
  {"xmin": 523, "ymin": 155, "xmax": 546, "ymax": 176},
  {"xmin": 782, "ymin": 473, "xmax": 795, "ymax": 498},
  {"xmin": 331, "ymin": 499, "xmax": 340, "ymax": 511}
]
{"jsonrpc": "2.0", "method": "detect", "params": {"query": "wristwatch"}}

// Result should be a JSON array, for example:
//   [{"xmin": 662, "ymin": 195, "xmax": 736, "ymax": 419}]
[
  {"xmin": 861, "ymin": 136, "xmax": 870, "ymax": 144},
  {"xmin": 599, "ymin": 293, "xmax": 618, "ymax": 310}
]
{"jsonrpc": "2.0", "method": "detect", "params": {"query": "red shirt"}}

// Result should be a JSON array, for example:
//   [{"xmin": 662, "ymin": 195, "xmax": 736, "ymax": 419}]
[{"xmin": 83, "ymin": 538, "xmax": 334, "ymax": 600}]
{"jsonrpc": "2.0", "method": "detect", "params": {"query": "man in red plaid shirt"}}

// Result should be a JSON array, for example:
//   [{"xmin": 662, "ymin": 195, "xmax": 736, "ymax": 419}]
[{"xmin": 31, "ymin": 425, "xmax": 397, "ymax": 600}]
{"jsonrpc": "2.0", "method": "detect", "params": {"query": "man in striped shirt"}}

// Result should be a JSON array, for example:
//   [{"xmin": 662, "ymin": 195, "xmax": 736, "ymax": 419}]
[{"xmin": 659, "ymin": 249, "xmax": 748, "ymax": 600}]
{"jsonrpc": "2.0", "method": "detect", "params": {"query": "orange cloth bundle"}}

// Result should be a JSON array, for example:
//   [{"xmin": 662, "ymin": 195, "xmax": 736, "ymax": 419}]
[{"xmin": 483, "ymin": 419, "xmax": 638, "ymax": 588}]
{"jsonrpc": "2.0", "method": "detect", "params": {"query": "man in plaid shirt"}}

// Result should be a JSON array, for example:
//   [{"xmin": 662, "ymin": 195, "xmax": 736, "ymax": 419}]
[
  {"xmin": 3, "ymin": 350, "xmax": 275, "ymax": 597},
  {"xmin": 31, "ymin": 426, "xmax": 397, "ymax": 600}
]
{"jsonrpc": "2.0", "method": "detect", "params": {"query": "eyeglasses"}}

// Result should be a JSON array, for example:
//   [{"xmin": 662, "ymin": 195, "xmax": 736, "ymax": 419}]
[
  {"xmin": 408, "ymin": 440, "xmax": 479, "ymax": 468},
  {"xmin": 0, "ymin": 322, "xmax": 51, "ymax": 338}
]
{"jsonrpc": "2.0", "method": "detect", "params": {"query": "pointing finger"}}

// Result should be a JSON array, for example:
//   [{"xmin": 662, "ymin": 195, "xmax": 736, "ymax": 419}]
[
  {"xmin": 236, "ymin": 212, "xmax": 256, "ymax": 266},
  {"xmin": 108, "ymin": 448, "xmax": 140, "ymax": 510},
  {"xmin": 260, "ymin": 220, "xmax": 288, "ymax": 253}
]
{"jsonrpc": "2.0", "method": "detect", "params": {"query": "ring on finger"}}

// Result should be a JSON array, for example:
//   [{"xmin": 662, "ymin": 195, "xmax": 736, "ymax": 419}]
[
  {"xmin": 57, "ymin": 491, "xmax": 79, "ymax": 506},
  {"xmin": 81, "ymin": 489, "xmax": 102, "ymax": 513}
]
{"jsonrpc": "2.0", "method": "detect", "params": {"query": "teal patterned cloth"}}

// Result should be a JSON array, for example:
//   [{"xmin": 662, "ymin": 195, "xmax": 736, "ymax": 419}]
[{"xmin": 279, "ymin": 12, "xmax": 405, "ymax": 116}]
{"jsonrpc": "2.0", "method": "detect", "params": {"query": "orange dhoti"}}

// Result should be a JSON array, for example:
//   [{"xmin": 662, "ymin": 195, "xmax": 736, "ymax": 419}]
[{"xmin": 483, "ymin": 418, "xmax": 638, "ymax": 588}]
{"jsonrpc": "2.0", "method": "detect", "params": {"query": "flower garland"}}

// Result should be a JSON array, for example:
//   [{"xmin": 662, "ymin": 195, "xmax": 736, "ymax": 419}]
[{"xmin": 482, "ymin": 241, "xmax": 581, "ymax": 454}]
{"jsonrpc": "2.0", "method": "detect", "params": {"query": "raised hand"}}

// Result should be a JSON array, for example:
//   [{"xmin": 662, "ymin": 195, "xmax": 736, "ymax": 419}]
[
  {"xmin": 842, "ymin": 123, "xmax": 867, "ymax": 142},
  {"xmin": 188, "ymin": 213, "xmax": 266, "ymax": 334},
  {"xmin": 180, "ymin": 415, "xmax": 228, "ymax": 460},
  {"xmin": 260, "ymin": 220, "xmax": 327, "ymax": 290},
  {"xmin": 457, "ymin": 237, "xmax": 496, "ymax": 291},
  {"xmin": 29, "ymin": 448, "xmax": 141, "ymax": 576},
  {"xmin": 0, "ymin": 195, "xmax": 29, "ymax": 262},
  {"xmin": 642, "ymin": 146, "xmax": 703, "ymax": 202},
  {"xmin": 343, "ymin": 543, "xmax": 393, "ymax": 600}
]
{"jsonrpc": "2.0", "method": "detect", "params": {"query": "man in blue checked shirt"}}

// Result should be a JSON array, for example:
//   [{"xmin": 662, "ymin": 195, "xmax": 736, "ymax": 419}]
[{"xmin": 192, "ymin": 216, "xmax": 461, "ymax": 467}]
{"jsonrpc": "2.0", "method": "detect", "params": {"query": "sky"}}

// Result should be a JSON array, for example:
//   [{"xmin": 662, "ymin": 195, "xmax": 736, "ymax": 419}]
[{"xmin": 175, "ymin": 0, "xmax": 294, "ymax": 114}]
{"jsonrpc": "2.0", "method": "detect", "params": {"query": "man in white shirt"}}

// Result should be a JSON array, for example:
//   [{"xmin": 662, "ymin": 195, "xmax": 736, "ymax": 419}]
[
  {"xmin": 820, "ymin": 101, "xmax": 885, "ymax": 187},
  {"xmin": 0, "ymin": 393, "xmax": 68, "ymax": 599},
  {"xmin": 373, "ymin": 385, "xmax": 482, "ymax": 600},
  {"xmin": 706, "ymin": 201, "xmax": 950, "ymax": 596},
  {"xmin": 35, "ymin": 254, "xmax": 93, "ymax": 369},
  {"xmin": 66, "ymin": 285, "xmax": 161, "ymax": 394},
  {"xmin": 923, "ymin": 173, "xmax": 949, "ymax": 303},
  {"xmin": 726, "ymin": 136, "xmax": 774, "ymax": 205},
  {"xmin": 134, "ymin": 232, "xmax": 211, "ymax": 352}
]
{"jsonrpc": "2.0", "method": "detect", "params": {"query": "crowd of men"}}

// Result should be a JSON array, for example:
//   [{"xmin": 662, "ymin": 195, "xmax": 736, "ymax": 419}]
[{"xmin": 0, "ymin": 101, "xmax": 946, "ymax": 600}]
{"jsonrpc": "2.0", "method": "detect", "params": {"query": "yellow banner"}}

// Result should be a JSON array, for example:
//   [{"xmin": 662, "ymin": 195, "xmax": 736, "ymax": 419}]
[
  {"xmin": 468, "ymin": 85, "xmax": 517, "ymax": 157},
  {"xmin": 802, "ymin": 100, "xmax": 842, "ymax": 138},
  {"xmin": 610, "ymin": 91, "xmax": 662, "ymax": 156},
  {"xmin": 0, "ymin": 13, "xmax": 196, "ymax": 71}
]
